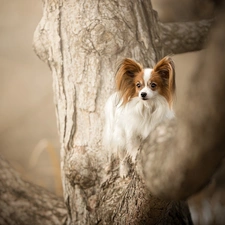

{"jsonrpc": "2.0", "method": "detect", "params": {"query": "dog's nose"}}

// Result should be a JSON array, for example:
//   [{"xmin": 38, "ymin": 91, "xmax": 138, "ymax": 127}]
[{"xmin": 141, "ymin": 92, "xmax": 147, "ymax": 98}]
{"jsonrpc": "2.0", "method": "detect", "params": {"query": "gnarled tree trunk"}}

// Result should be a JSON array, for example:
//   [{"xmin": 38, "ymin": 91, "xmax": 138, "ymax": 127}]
[
  {"xmin": 31, "ymin": 0, "xmax": 218, "ymax": 224},
  {"xmin": 2, "ymin": 0, "xmax": 225, "ymax": 223}
]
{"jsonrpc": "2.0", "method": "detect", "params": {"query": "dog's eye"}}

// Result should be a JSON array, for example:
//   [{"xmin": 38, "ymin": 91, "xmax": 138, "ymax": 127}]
[
  {"xmin": 136, "ymin": 83, "xmax": 141, "ymax": 88},
  {"xmin": 150, "ymin": 82, "xmax": 157, "ymax": 88}
]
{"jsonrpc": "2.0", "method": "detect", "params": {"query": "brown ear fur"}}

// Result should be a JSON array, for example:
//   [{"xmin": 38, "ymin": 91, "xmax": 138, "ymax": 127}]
[
  {"xmin": 116, "ymin": 58, "xmax": 143, "ymax": 104},
  {"xmin": 153, "ymin": 56, "xmax": 176, "ymax": 107}
]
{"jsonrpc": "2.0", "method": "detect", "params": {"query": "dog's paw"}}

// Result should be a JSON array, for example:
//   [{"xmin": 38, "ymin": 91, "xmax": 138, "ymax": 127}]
[{"xmin": 119, "ymin": 160, "xmax": 130, "ymax": 178}]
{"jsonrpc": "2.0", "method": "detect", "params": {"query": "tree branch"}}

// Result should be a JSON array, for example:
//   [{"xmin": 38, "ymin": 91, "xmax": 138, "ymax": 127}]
[
  {"xmin": 140, "ymin": 8, "xmax": 225, "ymax": 200},
  {"xmin": 160, "ymin": 19, "xmax": 213, "ymax": 55},
  {"xmin": 0, "ymin": 156, "xmax": 67, "ymax": 225}
]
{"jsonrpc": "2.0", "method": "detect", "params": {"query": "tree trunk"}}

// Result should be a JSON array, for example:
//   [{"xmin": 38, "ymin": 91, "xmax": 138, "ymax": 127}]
[
  {"xmin": 0, "ymin": 156, "xmax": 67, "ymax": 225},
  {"xmin": 31, "ymin": 0, "xmax": 222, "ymax": 224},
  {"xmin": 25, "ymin": 0, "xmax": 225, "ymax": 224},
  {"xmin": 33, "ymin": 0, "xmax": 196, "ymax": 224}
]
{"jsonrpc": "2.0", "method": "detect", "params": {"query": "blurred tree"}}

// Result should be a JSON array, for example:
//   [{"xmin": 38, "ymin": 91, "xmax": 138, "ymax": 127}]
[{"xmin": 1, "ymin": 0, "xmax": 225, "ymax": 224}]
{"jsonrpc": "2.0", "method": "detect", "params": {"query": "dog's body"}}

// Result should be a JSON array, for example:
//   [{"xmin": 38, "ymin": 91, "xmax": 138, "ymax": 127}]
[{"xmin": 103, "ymin": 57, "xmax": 176, "ymax": 177}]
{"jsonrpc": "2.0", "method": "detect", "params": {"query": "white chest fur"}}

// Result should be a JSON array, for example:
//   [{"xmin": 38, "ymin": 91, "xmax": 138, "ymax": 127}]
[{"xmin": 103, "ymin": 92, "xmax": 174, "ymax": 177}]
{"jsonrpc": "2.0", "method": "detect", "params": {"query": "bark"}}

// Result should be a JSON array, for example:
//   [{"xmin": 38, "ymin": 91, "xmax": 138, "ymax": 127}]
[
  {"xmin": 0, "ymin": 0, "xmax": 216, "ymax": 224},
  {"xmin": 140, "ymin": 6, "xmax": 225, "ymax": 200},
  {"xmin": 32, "ymin": 0, "xmax": 196, "ymax": 224},
  {"xmin": 159, "ymin": 19, "xmax": 213, "ymax": 55},
  {"xmin": 0, "ymin": 155, "xmax": 67, "ymax": 225}
]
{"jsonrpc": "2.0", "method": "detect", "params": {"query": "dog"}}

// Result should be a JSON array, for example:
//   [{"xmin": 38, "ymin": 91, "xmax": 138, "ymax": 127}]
[{"xmin": 103, "ymin": 56, "xmax": 176, "ymax": 178}]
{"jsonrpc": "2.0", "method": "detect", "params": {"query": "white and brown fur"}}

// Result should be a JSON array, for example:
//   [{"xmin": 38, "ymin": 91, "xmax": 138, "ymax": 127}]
[{"xmin": 103, "ymin": 56, "xmax": 176, "ymax": 178}]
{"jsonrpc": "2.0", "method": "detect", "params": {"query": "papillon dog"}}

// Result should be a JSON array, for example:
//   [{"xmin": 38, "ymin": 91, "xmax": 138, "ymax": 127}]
[{"xmin": 103, "ymin": 56, "xmax": 176, "ymax": 178}]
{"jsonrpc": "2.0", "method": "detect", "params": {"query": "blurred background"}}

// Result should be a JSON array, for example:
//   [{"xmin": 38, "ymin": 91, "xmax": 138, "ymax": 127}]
[
  {"xmin": 0, "ymin": 0, "xmax": 61, "ymax": 194},
  {"xmin": 0, "ymin": 0, "xmax": 223, "ymax": 224}
]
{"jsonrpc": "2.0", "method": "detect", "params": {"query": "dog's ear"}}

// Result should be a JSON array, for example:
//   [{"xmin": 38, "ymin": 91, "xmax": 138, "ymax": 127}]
[
  {"xmin": 153, "ymin": 56, "xmax": 176, "ymax": 94},
  {"xmin": 116, "ymin": 58, "xmax": 142, "ymax": 80},
  {"xmin": 115, "ymin": 58, "xmax": 143, "ymax": 104}
]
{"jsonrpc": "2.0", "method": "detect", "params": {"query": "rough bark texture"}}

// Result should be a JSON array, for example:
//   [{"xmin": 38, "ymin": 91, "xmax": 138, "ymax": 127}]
[
  {"xmin": 0, "ymin": 156, "xmax": 67, "ymax": 225},
  {"xmin": 0, "ymin": 0, "xmax": 221, "ymax": 223},
  {"xmin": 160, "ymin": 19, "xmax": 213, "ymax": 55},
  {"xmin": 0, "ymin": 0, "xmax": 219, "ymax": 224},
  {"xmin": 32, "ymin": 0, "xmax": 197, "ymax": 224}
]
